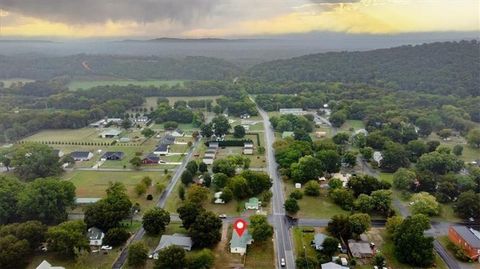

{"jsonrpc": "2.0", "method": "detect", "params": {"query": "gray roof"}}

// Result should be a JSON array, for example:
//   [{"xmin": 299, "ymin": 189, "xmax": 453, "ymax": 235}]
[
  {"xmin": 155, "ymin": 144, "xmax": 169, "ymax": 152},
  {"xmin": 321, "ymin": 262, "xmax": 348, "ymax": 269},
  {"xmin": 313, "ymin": 233, "xmax": 327, "ymax": 247},
  {"xmin": 154, "ymin": 234, "xmax": 192, "ymax": 252},
  {"xmin": 143, "ymin": 153, "xmax": 160, "ymax": 162},
  {"xmin": 100, "ymin": 129, "xmax": 122, "ymax": 136},
  {"xmin": 451, "ymin": 226, "xmax": 480, "ymax": 248},
  {"xmin": 75, "ymin": 198, "xmax": 101, "ymax": 204},
  {"xmin": 348, "ymin": 240, "xmax": 373, "ymax": 257},
  {"xmin": 70, "ymin": 151, "xmax": 91, "ymax": 159},
  {"xmin": 102, "ymin": 151, "xmax": 124, "ymax": 159},
  {"xmin": 87, "ymin": 227, "xmax": 104, "ymax": 240}
]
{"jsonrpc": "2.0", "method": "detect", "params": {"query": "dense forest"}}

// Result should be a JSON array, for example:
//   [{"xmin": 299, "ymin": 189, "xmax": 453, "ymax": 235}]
[
  {"xmin": 247, "ymin": 40, "xmax": 480, "ymax": 97},
  {"xmin": 0, "ymin": 55, "xmax": 241, "ymax": 81}
]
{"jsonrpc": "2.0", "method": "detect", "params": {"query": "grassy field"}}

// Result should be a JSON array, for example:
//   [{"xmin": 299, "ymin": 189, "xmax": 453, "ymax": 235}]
[
  {"xmin": 421, "ymin": 133, "xmax": 480, "ymax": 162},
  {"xmin": 244, "ymin": 238, "xmax": 275, "ymax": 269},
  {"xmin": 292, "ymin": 227, "xmax": 318, "ymax": 259},
  {"xmin": 68, "ymin": 80, "xmax": 184, "ymax": 90},
  {"xmin": 1, "ymin": 78, "xmax": 34, "ymax": 87},
  {"xmin": 339, "ymin": 120, "xmax": 365, "ymax": 134},
  {"xmin": 63, "ymin": 170, "xmax": 169, "ymax": 210},
  {"xmin": 285, "ymin": 183, "xmax": 348, "ymax": 218},
  {"xmin": 167, "ymin": 95, "xmax": 221, "ymax": 106}
]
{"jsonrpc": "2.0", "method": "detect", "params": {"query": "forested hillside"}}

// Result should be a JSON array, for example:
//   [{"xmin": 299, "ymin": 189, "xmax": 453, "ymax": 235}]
[
  {"xmin": 0, "ymin": 55, "xmax": 241, "ymax": 81},
  {"xmin": 247, "ymin": 40, "xmax": 479, "ymax": 96}
]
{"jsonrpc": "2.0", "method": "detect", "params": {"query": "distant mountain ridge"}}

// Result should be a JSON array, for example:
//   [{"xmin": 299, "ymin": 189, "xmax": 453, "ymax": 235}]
[
  {"xmin": 246, "ymin": 40, "xmax": 480, "ymax": 97},
  {"xmin": 121, "ymin": 37, "xmax": 261, "ymax": 43}
]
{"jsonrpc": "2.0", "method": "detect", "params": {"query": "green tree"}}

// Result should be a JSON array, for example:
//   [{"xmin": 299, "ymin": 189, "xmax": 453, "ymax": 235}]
[
  {"xmin": 104, "ymin": 227, "xmax": 130, "ymax": 247},
  {"xmin": 128, "ymin": 241, "xmax": 148, "ymax": 268},
  {"xmin": 186, "ymin": 248, "xmax": 215, "ymax": 269},
  {"xmin": 178, "ymin": 185, "xmax": 185, "ymax": 200},
  {"xmin": 342, "ymin": 151, "xmax": 357, "ymax": 167},
  {"xmin": 0, "ymin": 220, "xmax": 47, "ymax": 250},
  {"xmin": 467, "ymin": 128, "xmax": 480, "ymax": 148},
  {"xmin": 213, "ymin": 173, "xmax": 229, "ymax": 188},
  {"xmin": 220, "ymin": 187, "xmax": 233, "ymax": 203},
  {"xmin": 11, "ymin": 143, "xmax": 62, "ymax": 181},
  {"xmin": 249, "ymin": 215, "xmax": 273, "ymax": 242},
  {"xmin": 187, "ymin": 185, "xmax": 210, "ymax": 205},
  {"xmin": 393, "ymin": 214, "xmax": 434, "ymax": 267},
  {"xmin": 454, "ymin": 191, "xmax": 480, "ymax": 219},
  {"xmin": 226, "ymin": 176, "xmax": 251, "ymax": 199},
  {"xmin": 304, "ymin": 180, "xmax": 321, "ymax": 196},
  {"xmin": 328, "ymin": 178, "xmax": 343, "ymax": 189},
  {"xmin": 212, "ymin": 115, "xmax": 231, "ymax": 137},
  {"xmin": 359, "ymin": 147, "xmax": 374, "ymax": 160},
  {"xmin": 392, "ymin": 168, "xmax": 416, "ymax": 191},
  {"xmin": 329, "ymin": 188, "xmax": 355, "ymax": 210},
  {"xmin": 121, "ymin": 119, "xmax": 132, "ymax": 129},
  {"xmin": 155, "ymin": 245, "xmax": 186, "ymax": 269},
  {"xmin": 327, "ymin": 214, "xmax": 352, "ymax": 240},
  {"xmin": 329, "ymin": 110, "xmax": 347, "ymax": 128},
  {"xmin": 134, "ymin": 182, "xmax": 147, "ymax": 196},
  {"xmin": 289, "ymin": 190, "xmax": 304, "ymax": 200},
  {"xmin": 186, "ymin": 161, "xmax": 198, "ymax": 175},
  {"xmin": 177, "ymin": 203, "xmax": 205, "ymax": 230},
  {"xmin": 452, "ymin": 145, "xmax": 463, "ymax": 156},
  {"xmin": 347, "ymin": 175, "xmax": 390, "ymax": 197},
  {"xmin": 0, "ymin": 176, "xmax": 24, "ymax": 224},
  {"xmin": 348, "ymin": 213, "xmax": 371, "ymax": 238},
  {"xmin": 17, "ymin": 178, "xmax": 75, "ymax": 224},
  {"xmin": 240, "ymin": 170, "xmax": 272, "ymax": 196},
  {"xmin": 295, "ymin": 256, "xmax": 318, "ymax": 269},
  {"xmin": 200, "ymin": 123, "xmax": 213, "ymax": 138},
  {"xmin": 332, "ymin": 132, "xmax": 350, "ymax": 145},
  {"xmin": 212, "ymin": 159, "xmax": 236, "ymax": 177},
  {"xmin": 84, "ymin": 182, "xmax": 132, "ymax": 231},
  {"xmin": 290, "ymin": 155, "xmax": 323, "ymax": 184},
  {"xmin": 416, "ymin": 151, "xmax": 463, "ymax": 175},
  {"xmin": 385, "ymin": 216, "xmax": 403, "ymax": 235},
  {"xmin": 371, "ymin": 190, "xmax": 393, "ymax": 216},
  {"xmin": 0, "ymin": 235, "xmax": 30, "ymax": 269},
  {"xmin": 141, "ymin": 128, "xmax": 155, "ymax": 138},
  {"xmin": 233, "ymin": 125, "xmax": 246, "ymax": 138},
  {"xmin": 321, "ymin": 237, "xmax": 340, "ymax": 256},
  {"xmin": 129, "ymin": 156, "xmax": 142, "ymax": 168},
  {"xmin": 198, "ymin": 162, "xmax": 208, "ymax": 173},
  {"xmin": 189, "ymin": 211, "xmax": 222, "ymax": 248},
  {"xmin": 142, "ymin": 208, "xmax": 170, "ymax": 235},
  {"xmin": 381, "ymin": 142, "xmax": 410, "ymax": 172},
  {"xmin": 354, "ymin": 194, "xmax": 374, "ymax": 213},
  {"xmin": 181, "ymin": 170, "xmax": 194, "ymax": 185},
  {"xmin": 316, "ymin": 150, "xmax": 341, "ymax": 173},
  {"xmin": 284, "ymin": 197, "xmax": 300, "ymax": 215},
  {"xmin": 46, "ymin": 220, "xmax": 89, "ymax": 258},
  {"xmin": 410, "ymin": 192, "xmax": 440, "ymax": 216}
]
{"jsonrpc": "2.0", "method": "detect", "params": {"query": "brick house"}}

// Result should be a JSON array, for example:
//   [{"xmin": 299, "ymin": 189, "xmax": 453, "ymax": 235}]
[{"xmin": 448, "ymin": 225, "xmax": 480, "ymax": 261}]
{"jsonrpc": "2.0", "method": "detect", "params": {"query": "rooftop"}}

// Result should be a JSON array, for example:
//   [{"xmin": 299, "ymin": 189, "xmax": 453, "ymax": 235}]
[
  {"xmin": 87, "ymin": 227, "xmax": 104, "ymax": 240},
  {"xmin": 154, "ymin": 234, "xmax": 192, "ymax": 252},
  {"xmin": 230, "ymin": 229, "xmax": 253, "ymax": 249},
  {"xmin": 451, "ymin": 226, "xmax": 480, "ymax": 248}
]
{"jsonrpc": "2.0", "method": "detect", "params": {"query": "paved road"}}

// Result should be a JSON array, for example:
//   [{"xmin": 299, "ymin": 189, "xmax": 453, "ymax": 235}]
[
  {"xmin": 254, "ymin": 98, "xmax": 295, "ymax": 269},
  {"xmin": 111, "ymin": 140, "xmax": 200, "ymax": 269}
]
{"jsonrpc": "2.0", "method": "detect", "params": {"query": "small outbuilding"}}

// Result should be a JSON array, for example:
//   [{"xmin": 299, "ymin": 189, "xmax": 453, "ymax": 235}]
[
  {"xmin": 99, "ymin": 129, "xmax": 122, "ymax": 139},
  {"xmin": 87, "ymin": 227, "xmax": 105, "ymax": 247},
  {"xmin": 245, "ymin": 197, "xmax": 260, "ymax": 210},
  {"xmin": 70, "ymin": 151, "xmax": 93, "ymax": 161}
]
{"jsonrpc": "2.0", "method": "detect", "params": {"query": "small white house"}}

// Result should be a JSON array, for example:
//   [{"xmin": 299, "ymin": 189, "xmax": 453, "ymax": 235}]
[
  {"xmin": 295, "ymin": 183, "xmax": 302, "ymax": 189},
  {"xmin": 36, "ymin": 260, "xmax": 65, "ymax": 269},
  {"xmin": 170, "ymin": 129, "xmax": 185, "ymax": 137},
  {"xmin": 230, "ymin": 229, "xmax": 253, "ymax": 255},
  {"xmin": 203, "ymin": 156, "xmax": 214, "ymax": 165},
  {"xmin": 87, "ymin": 227, "xmax": 105, "ymax": 247},
  {"xmin": 214, "ymin": 192, "xmax": 225, "ymax": 204}
]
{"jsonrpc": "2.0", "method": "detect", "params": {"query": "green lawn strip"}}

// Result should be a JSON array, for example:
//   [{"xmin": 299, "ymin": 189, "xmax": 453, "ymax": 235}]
[
  {"xmin": 421, "ymin": 133, "xmax": 479, "ymax": 162},
  {"xmin": 244, "ymin": 238, "xmax": 275, "ymax": 269},
  {"xmin": 378, "ymin": 172, "xmax": 394, "ymax": 184},
  {"xmin": 292, "ymin": 227, "xmax": 317, "ymax": 259}
]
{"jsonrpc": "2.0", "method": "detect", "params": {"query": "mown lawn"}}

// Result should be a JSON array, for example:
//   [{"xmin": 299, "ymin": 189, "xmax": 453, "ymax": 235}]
[
  {"xmin": 292, "ymin": 227, "xmax": 317, "ymax": 259},
  {"xmin": 285, "ymin": 184, "xmax": 348, "ymax": 219},
  {"xmin": 244, "ymin": 238, "xmax": 275, "ymax": 269},
  {"xmin": 27, "ymin": 249, "xmax": 119, "ymax": 269},
  {"xmin": 339, "ymin": 120, "xmax": 365, "ymax": 134},
  {"xmin": 63, "ymin": 170, "xmax": 169, "ymax": 210},
  {"xmin": 68, "ymin": 80, "xmax": 184, "ymax": 90}
]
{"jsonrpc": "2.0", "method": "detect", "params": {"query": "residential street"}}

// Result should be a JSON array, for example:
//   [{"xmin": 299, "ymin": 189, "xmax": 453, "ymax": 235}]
[
  {"xmin": 111, "ymin": 139, "xmax": 200, "ymax": 269},
  {"xmin": 254, "ymin": 97, "xmax": 296, "ymax": 269}
]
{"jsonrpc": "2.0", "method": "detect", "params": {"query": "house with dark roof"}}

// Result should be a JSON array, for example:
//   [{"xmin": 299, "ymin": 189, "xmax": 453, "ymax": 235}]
[
  {"xmin": 449, "ymin": 225, "xmax": 480, "ymax": 260},
  {"xmin": 101, "ymin": 151, "xmax": 124, "ymax": 161},
  {"xmin": 154, "ymin": 144, "xmax": 169, "ymax": 156},
  {"xmin": 87, "ymin": 227, "xmax": 105, "ymax": 247},
  {"xmin": 143, "ymin": 153, "xmax": 160, "ymax": 164},
  {"xmin": 160, "ymin": 134, "xmax": 176, "ymax": 145},
  {"xmin": 152, "ymin": 234, "xmax": 192, "ymax": 259},
  {"xmin": 70, "ymin": 151, "xmax": 93, "ymax": 161}
]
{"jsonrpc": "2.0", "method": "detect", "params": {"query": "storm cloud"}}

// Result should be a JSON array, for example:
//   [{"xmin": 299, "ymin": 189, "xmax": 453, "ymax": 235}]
[{"xmin": 0, "ymin": 0, "xmax": 220, "ymax": 24}]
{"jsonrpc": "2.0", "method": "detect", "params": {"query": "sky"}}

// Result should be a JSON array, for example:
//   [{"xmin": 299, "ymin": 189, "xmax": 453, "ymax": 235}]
[{"xmin": 0, "ymin": 0, "xmax": 479, "ymax": 38}]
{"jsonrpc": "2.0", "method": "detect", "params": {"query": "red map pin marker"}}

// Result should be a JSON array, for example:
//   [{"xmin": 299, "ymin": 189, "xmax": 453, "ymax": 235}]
[{"xmin": 233, "ymin": 219, "xmax": 247, "ymax": 237}]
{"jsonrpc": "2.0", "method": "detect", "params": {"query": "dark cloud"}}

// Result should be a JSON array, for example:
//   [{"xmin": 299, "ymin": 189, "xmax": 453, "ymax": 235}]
[{"xmin": 0, "ymin": 0, "xmax": 220, "ymax": 24}]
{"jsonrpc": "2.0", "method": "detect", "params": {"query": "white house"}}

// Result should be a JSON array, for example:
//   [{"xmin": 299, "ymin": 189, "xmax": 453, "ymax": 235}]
[
  {"xmin": 332, "ymin": 173, "xmax": 351, "ymax": 188},
  {"xmin": 70, "ymin": 151, "xmax": 93, "ymax": 161},
  {"xmin": 87, "ymin": 227, "xmax": 105, "ymax": 247},
  {"xmin": 99, "ymin": 129, "xmax": 122, "ymax": 139},
  {"xmin": 214, "ymin": 192, "xmax": 225, "ymax": 204},
  {"xmin": 230, "ymin": 229, "xmax": 253, "ymax": 255},
  {"xmin": 152, "ymin": 234, "xmax": 193, "ymax": 259},
  {"xmin": 36, "ymin": 260, "xmax": 65, "ymax": 269},
  {"xmin": 170, "ymin": 128, "xmax": 185, "ymax": 137},
  {"xmin": 203, "ymin": 156, "xmax": 214, "ymax": 165},
  {"xmin": 243, "ymin": 142, "xmax": 254, "ymax": 155},
  {"xmin": 373, "ymin": 151, "xmax": 383, "ymax": 165}
]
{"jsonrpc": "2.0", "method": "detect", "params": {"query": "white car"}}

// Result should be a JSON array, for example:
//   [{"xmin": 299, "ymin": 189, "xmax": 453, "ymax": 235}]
[
  {"xmin": 101, "ymin": 245, "xmax": 112, "ymax": 250},
  {"xmin": 280, "ymin": 258, "xmax": 286, "ymax": 267},
  {"xmin": 219, "ymin": 214, "xmax": 227, "ymax": 219}
]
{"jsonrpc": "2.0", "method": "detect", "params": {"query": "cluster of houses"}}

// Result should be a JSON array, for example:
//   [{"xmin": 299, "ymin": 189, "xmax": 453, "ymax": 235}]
[
  {"xmin": 144, "ymin": 129, "xmax": 186, "ymax": 164},
  {"xmin": 68, "ymin": 151, "xmax": 125, "ymax": 162},
  {"xmin": 89, "ymin": 118, "xmax": 123, "ymax": 128},
  {"xmin": 202, "ymin": 142, "xmax": 219, "ymax": 165}
]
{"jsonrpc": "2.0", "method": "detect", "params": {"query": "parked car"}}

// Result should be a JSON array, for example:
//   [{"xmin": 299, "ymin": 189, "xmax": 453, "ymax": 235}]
[
  {"xmin": 219, "ymin": 214, "xmax": 227, "ymax": 219},
  {"xmin": 280, "ymin": 258, "xmax": 286, "ymax": 267}
]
